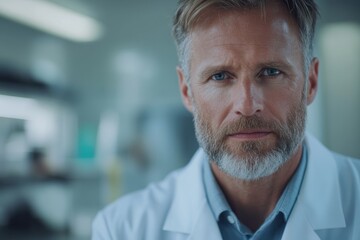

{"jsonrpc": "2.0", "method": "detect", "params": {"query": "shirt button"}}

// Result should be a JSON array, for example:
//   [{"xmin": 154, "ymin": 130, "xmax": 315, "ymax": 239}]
[{"xmin": 227, "ymin": 215, "xmax": 235, "ymax": 224}]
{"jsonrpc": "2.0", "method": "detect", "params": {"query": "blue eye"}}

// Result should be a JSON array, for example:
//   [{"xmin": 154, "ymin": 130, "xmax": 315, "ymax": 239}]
[
  {"xmin": 211, "ymin": 72, "xmax": 228, "ymax": 81},
  {"xmin": 262, "ymin": 68, "xmax": 281, "ymax": 77}
]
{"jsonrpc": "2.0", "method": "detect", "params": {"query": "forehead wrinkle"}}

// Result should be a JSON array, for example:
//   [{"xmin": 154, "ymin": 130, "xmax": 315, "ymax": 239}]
[
  {"xmin": 197, "ymin": 43, "xmax": 243, "ymax": 67},
  {"xmin": 197, "ymin": 41, "xmax": 298, "ymax": 63}
]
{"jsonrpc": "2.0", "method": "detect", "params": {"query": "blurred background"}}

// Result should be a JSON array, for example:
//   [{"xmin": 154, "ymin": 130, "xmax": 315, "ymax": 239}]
[{"xmin": 0, "ymin": 0, "xmax": 358, "ymax": 239}]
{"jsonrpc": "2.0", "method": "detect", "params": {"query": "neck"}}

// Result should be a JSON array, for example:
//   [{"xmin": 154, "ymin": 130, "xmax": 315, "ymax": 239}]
[{"xmin": 211, "ymin": 145, "xmax": 303, "ymax": 232}]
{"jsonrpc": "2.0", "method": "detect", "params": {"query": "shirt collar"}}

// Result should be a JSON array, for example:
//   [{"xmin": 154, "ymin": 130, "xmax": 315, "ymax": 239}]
[
  {"xmin": 203, "ymin": 143, "xmax": 308, "ymax": 222},
  {"xmin": 203, "ymin": 153, "xmax": 230, "ymax": 221},
  {"xmin": 276, "ymin": 144, "xmax": 308, "ymax": 221}
]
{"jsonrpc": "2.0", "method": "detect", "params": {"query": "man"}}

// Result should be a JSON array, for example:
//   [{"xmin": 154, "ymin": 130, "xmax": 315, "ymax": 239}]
[{"xmin": 92, "ymin": 0, "xmax": 360, "ymax": 239}]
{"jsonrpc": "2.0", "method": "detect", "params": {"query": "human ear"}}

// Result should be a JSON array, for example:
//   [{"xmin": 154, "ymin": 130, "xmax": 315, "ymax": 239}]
[
  {"xmin": 177, "ymin": 66, "xmax": 193, "ymax": 112},
  {"xmin": 306, "ymin": 58, "xmax": 319, "ymax": 105}
]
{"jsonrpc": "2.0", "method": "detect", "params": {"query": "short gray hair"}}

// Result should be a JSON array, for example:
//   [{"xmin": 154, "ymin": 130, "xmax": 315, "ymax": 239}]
[{"xmin": 172, "ymin": 0, "xmax": 319, "ymax": 81}]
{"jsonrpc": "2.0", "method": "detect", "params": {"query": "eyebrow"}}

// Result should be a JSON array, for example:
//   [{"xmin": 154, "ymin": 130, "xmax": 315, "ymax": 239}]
[
  {"xmin": 198, "ymin": 65, "xmax": 233, "ymax": 80},
  {"xmin": 257, "ymin": 61, "xmax": 292, "ymax": 69}
]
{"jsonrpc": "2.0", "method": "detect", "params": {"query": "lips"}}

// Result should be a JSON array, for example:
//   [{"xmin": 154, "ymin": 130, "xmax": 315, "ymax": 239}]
[{"xmin": 228, "ymin": 130, "xmax": 272, "ymax": 140}]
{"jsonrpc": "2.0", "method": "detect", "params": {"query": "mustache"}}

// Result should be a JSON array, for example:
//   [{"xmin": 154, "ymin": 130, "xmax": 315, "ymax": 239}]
[{"xmin": 220, "ymin": 115, "xmax": 285, "ymax": 136}]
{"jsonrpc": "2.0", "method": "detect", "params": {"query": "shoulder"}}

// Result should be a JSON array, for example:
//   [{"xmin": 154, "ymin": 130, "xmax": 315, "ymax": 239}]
[
  {"xmin": 319, "ymin": 152, "xmax": 360, "ymax": 239},
  {"xmin": 107, "ymin": 169, "xmax": 180, "ymax": 217},
  {"xmin": 331, "ymin": 152, "xmax": 360, "ymax": 197},
  {"xmin": 92, "ymin": 168, "xmax": 182, "ymax": 239},
  {"xmin": 331, "ymin": 151, "xmax": 360, "ymax": 177},
  {"xmin": 306, "ymin": 134, "xmax": 360, "ymax": 177},
  {"xmin": 332, "ymin": 152, "xmax": 360, "ymax": 221},
  {"xmin": 92, "ymin": 149, "xmax": 206, "ymax": 239}
]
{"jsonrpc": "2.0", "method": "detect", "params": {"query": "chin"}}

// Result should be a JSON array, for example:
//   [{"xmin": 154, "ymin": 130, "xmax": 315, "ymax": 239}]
[{"xmin": 226, "ymin": 139, "xmax": 278, "ymax": 157}]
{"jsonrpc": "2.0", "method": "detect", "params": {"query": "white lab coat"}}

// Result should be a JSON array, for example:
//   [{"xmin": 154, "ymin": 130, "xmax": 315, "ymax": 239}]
[{"xmin": 92, "ymin": 134, "xmax": 360, "ymax": 240}]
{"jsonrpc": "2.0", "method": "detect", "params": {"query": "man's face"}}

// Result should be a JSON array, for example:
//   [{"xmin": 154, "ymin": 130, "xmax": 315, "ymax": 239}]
[{"xmin": 178, "ymin": 3, "xmax": 318, "ymax": 180}]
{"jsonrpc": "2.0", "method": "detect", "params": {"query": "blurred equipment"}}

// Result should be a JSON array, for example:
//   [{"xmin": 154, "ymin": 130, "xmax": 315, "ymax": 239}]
[{"xmin": 0, "ymin": 65, "xmax": 76, "ymax": 239}]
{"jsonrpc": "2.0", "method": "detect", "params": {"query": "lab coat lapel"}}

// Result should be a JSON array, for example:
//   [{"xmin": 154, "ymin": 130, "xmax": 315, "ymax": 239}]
[
  {"xmin": 282, "ymin": 134, "xmax": 346, "ymax": 240},
  {"xmin": 186, "ymin": 199, "xmax": 222, "ymax": 240},
  {"xmin": 282, "ymin": 203, "xmax": 321, "ymax": 240},
  {"xmin": 163, "ymin": 149, "xmax": 222, "ymax": 239}
]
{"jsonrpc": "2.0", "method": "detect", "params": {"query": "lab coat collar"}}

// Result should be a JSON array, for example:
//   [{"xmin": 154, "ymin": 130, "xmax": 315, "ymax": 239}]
[
  {"xmin": 282, "ymin": 134, "xmax": 346, "ymax": 239},
  {"xmin": 163, "ymin": 149, "xmax": 222, "ymax": 239},
  {"xmin": 163, "ymin": 134, "xmax": 346, "ymax": 239}
]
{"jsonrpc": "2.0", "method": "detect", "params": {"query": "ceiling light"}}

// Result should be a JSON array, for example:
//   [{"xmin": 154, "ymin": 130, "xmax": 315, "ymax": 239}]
[{"xmin": 0, "ymin": 0, "xmax": 103, "ymax": 42}]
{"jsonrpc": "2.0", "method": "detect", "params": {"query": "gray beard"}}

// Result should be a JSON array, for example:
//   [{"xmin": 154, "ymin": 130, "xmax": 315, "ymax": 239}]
[
  {"xmin": 192, "ymin": 97, "xmax": 306, "ymax": 181},
  {"xmin": 208, "ymin": 143, "xmax": 301, "ymax": 181}
]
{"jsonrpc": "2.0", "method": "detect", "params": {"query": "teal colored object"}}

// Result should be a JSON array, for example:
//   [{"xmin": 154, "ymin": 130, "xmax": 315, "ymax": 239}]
[{"xmin": 77, "ymin": 124, "xmax": 97, "ymax": 162}]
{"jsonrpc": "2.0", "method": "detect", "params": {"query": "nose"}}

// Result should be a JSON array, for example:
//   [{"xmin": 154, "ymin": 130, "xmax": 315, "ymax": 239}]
[{"xmin": 233, "ymin": 80, "xmax": 263, "ymax": 116}]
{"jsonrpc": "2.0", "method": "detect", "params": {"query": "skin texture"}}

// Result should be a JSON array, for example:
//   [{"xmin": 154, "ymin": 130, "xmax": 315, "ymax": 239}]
[{"xmin": 177, "ymin": 1, "xmax": 319, "ymax": 232}]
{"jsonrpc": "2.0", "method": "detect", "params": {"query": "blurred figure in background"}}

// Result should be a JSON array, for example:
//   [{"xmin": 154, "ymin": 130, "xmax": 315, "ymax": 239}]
[
  {"xmin": 0, "ymin": 148, "xmax": 71, "ymax": 239},
  {"xmin": 29, "ymin": 148, "xmax": 51, "ymax": 177}
]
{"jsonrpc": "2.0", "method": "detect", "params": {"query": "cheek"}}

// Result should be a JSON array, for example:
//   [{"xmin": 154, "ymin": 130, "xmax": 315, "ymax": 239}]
[
  {"xmin": 263, "ymin": 86, "xmax": 303, "ymax": 121},
  {"xmin": 193, "ymin": 87, "xmax": 233, "ymax": 127}
]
